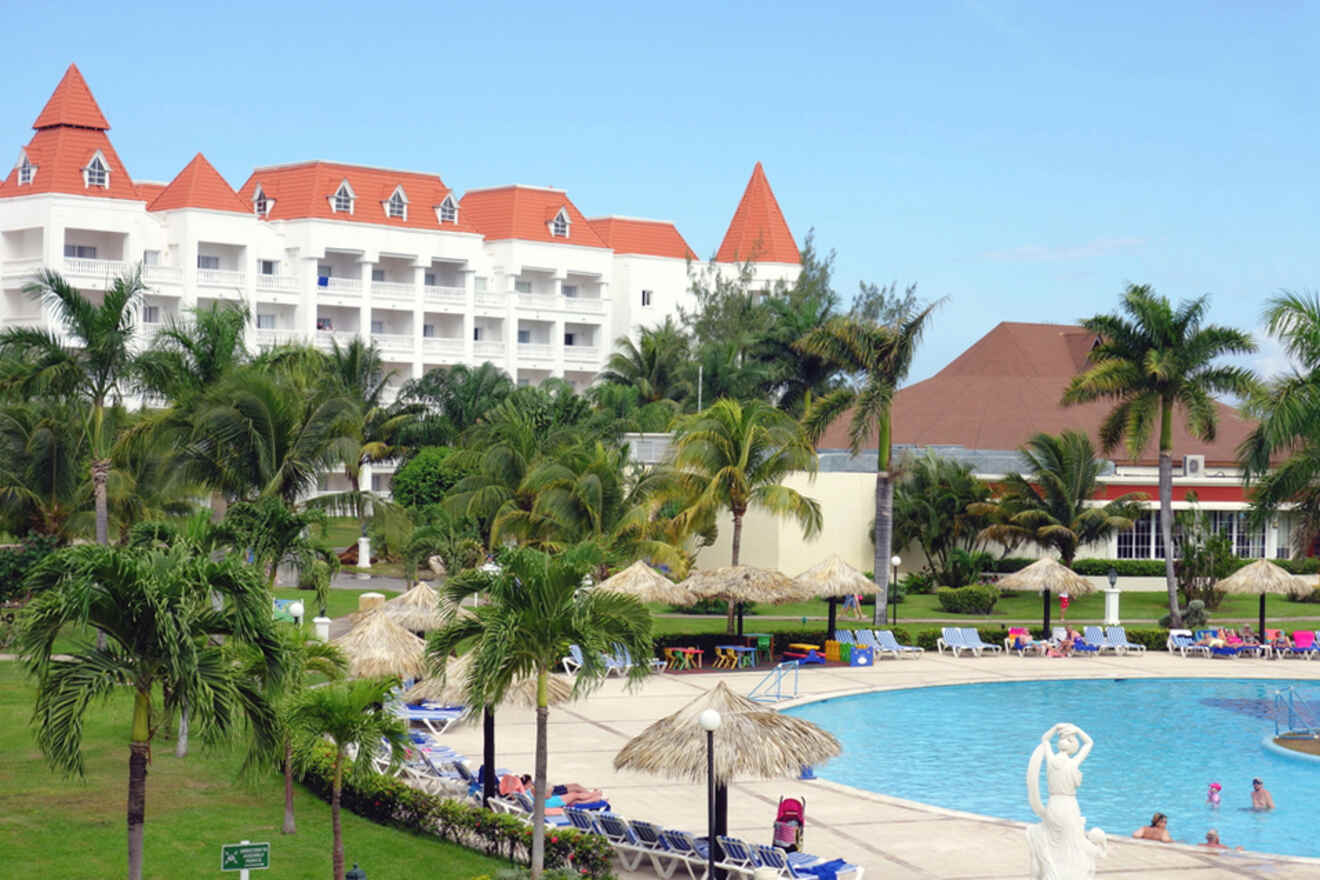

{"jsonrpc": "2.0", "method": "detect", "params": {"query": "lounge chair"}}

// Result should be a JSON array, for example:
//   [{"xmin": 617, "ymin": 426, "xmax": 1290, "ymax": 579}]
[
  {"xmin": 960, "ymin": 628, "xmax": 1003, "ymax": 655},
  {"xmin": 604, "ymin": 644, "xmax": 632, "ymax": 676},
  {"xmin": 874, "ymin": 629, "xmax": 923, "ymax": 658},
  {"xmin": 1003, "ymin": 627, "xmax": 1045, "ymax": 657},
  {"xmin": 659, "ymin": 829, "xmax": 712, "ymax": 880},
  {"xmin": 394, "ymin": 702, "xmax": 466, "ymax": 736},
  {"xmin": 1049, "ymin": 627, "xmax": 1098, "ymax": 656},
  {"xmin": 562, "ymin": 644, "xmax": 586, "ymax": 674},
  {"xmin": 564, "ymin": 806, "xmax": 603, "ymax": 835},
  {"xmin": 1104, "ymin": 626, "xmax": 1146, "ymax": 655},
  {"xmin": 509, "ymin": 791, "xmax": 573, "ymax": 826},
  {"xmin": 937, "ymin": 627, "xmax": 973, "ymax": 656},
  {"xmin": 855, "ymin": 629, "xmax": 898, "ymax": 660},
  {"xmin": 1167, "ymin": 629, "xmax": 1210, "ymax": 657},
  {"xmin": 629, "ymin": 819, "xmax": 683, "ymax": 877},
  {"xmin": 715, "ymin": 836, "xmax": 761, "ymax": 878},
  {"xmin": 1084, "ymin": 626, "xmax": 1122, "ymax": 656},
  {"xmin": 752, "ymin": 842, "xmax": 865, "ymax": 880},
  {"xmin": 616, "ymin": 644, "xmax": 666, "ymax": 674},
  {"xmin": 595, "ymin": 813, "xmax": 650, "ymax": 870},
  {"xmin": 1286, "ymin": 630, "xmax": 1318, "ymax": 659},
  {"xmin": 832, "ymin": 630, "xmax": 856, "ymax": 644}
]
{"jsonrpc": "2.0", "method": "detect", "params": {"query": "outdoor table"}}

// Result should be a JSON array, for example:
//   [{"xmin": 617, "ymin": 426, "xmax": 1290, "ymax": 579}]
[
  {"xmin": 743, "ymin": 632, "xmax": 773, "ymax": 664},
  {"xmin": 668, "ymin": 646, "xmax": 702, "ymax": 670},
  {"xmin": 718, "ymin": 644, "xmax": 757, "ymax": 669},
  {"xmin": 788, "ymin": 642, "xmax": 821, "ymax": 653}
]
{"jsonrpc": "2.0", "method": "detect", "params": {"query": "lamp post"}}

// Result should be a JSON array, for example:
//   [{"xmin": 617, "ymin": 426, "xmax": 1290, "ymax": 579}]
[
  {"xmin": 288, "ymin": 600, "xmax": 304, "ymax": 628},
  {"xmin": 1104, "ymin": 566, "xmax": 1121, "ymax": 626},
  {"xmin": 889, "ymin": 555, "xmax": 901, "ymax": 626},
  {"xmin": 699, "ymin": 709, "xmax": 722, "ymax": 880}
]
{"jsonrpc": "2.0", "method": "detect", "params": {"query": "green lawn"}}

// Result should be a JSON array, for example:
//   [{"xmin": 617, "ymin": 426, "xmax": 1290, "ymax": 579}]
[
  {"xmin": 0, "ymin": 662, "xmax": 505, "ymax": 880},
  {"xmin": 273, "ymin": 587, "xmax": 400, "ymax": 621}
]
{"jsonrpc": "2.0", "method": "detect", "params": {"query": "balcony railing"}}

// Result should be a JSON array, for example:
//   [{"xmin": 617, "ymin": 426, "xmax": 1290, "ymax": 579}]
[
  {"xmin": 255, "ymin": 273, "xmax": 299, "ymax": 291},
  {"xmin": 372, "ymin": 332, "xmax": 415, "ymax": 355},
  {"xmin": 143, "ymin": 265, "xmax": 183, "ymax": 286},
  {"xmin": 3, "ymin": 258, "xmax": 43, "ymax": 280},
  {"xmin": 473, "ymin": 341, "xmax": 506, "ymax": 359},
  {"xmin": 254, "ymin": 328, "xmax": 288, "ymax": 348},
  {"xmin": 517, "ymin": 293, "xmax": 560, "ymax": 310},
  {"xmin": 315, "ymin": 329, "xmax": 358, "ymax": 351},
  {"xmin": 564, "ymin": 345, "xmax": 600, "ymax": 362},
  {"xmin": 422, "ymin": 337, "xmax": 464, "ymax": 359},
  {"xmin": 196, "ymin": 268, "xmax": 246, "ymax": 287},
  {"xmin": 371, "ymin": 280, "xmax": 415, "ymax": 297},
  {"xmin": 424, "ymin": 284, "xmax": 466, "ymax": 307},
  {"xmin": 321, "ymin": 277, "xmax": 362, "ymax": 292},
  {"xmin": 563, "ymin": 296, "xmax": 606, "ymax": 314},
  {"xmin": 475, "ymin": 291, "xmax": 507, "ymax": 307},
  {"xmin": 517, "ymin": 343, "xmax": 554, "ymax": 360},
  {"xmin": 65, "ymin": 257, "xmax": 127, "ymax": 278}
]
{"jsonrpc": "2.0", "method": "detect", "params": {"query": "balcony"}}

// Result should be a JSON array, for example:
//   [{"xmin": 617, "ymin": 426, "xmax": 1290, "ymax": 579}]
[
  {"xmin": 196, "ymin": 268, "xmax": 246, "ymax": 287},
  {"xmin": 372, "ymin": 332, "xmax": 415, "ymax": 356},
  {"xmin": 371, "ymin": 280, "xmax": 416, "ymax": 309},
  {"xmin": 517, "ymin": 343, "xmax": 554, "ymax": 361},
  {"xmin": 564, "ymin": 345, "xmax": 600, "ymax": 363},
  {"xmin": 475, "ymin": 290, "xmax": 507, "ymax": 308},
  {"xmin": 516, "ymin": 293, "xmax": 560, "ymax": 311},
  {"xmin": 143, "ymin": 265, "xmax": 183, "ymax": 290},
  {"xmin": 254, "ymin": 328, "xmax": 290, "ymax": 348},
  {"xmin": 424, "ymin": 284, "xmax": 466, "ymax": 308},
  {"xmin": 473, "ymin": 340, "xmax": 506, "ymax": 359},
  {"xmin": 64, "ymin": 257, "xmax": 128, "ymax": 279},
  {"xmin": 255, "ymin": 273, "xmax": 299, "ymax": 291},
  {"xmin": 3, "ymin": 257, "xmax": 43, "ymax": 280},
  {"xmin": 422, "ymin": 337, "xmax": 464, "ymax": 359},
  {"xmin": 321, "ymin": 277, "xmax": 362, "ymax": 292},
  {"xmin": 563, "ymin": 296, "xmax": 606, "ymax": 315},
  {"xmin": 315, "ymin": 329, "xmax": 358, "ymax": 352}
]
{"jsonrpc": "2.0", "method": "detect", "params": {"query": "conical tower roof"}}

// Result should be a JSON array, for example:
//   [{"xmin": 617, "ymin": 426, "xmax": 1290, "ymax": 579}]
[
  {"xmin": 714, "ymin": 162, "xmax": 800, "ymax": 264},
  {"xmin": 32, "ymin": 64, "xmax": 110, "ymax": 130},
  {"xmin": 148, "ymin": 153, "xmax": 249, "ymax": 213}
]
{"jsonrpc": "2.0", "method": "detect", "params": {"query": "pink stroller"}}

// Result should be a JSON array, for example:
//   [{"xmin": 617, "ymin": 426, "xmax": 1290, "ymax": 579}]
[{"xmin": 772, "ymin": 796, "xmax": 805, "ymax": 852}]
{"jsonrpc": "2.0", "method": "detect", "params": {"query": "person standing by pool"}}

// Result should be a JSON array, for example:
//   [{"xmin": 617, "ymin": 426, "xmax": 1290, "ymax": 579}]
[
  {"xmin": 1251, "ymin": 778, "xmax": 1274, "ymax": 811},
  {"xmin": 1131, "ymin": 813, "xmax": 1172, "ymax": 842}
]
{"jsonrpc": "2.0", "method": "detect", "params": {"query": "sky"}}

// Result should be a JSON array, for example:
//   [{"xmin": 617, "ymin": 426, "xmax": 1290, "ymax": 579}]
[{"xmin": 1, "ymin": 1, "xmax": 1314, "ymax": 384}]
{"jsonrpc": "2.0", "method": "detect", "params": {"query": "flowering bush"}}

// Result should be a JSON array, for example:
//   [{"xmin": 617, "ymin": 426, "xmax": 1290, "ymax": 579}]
[{"xmin": 299, "ymin": 745, "xmax": 614, "ymax": 878}]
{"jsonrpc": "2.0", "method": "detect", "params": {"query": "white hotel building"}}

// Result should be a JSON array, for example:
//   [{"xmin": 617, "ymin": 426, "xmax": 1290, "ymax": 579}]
[{"xmin": 0, "ymin": 65, "xmax": 804, "ymax": 404}]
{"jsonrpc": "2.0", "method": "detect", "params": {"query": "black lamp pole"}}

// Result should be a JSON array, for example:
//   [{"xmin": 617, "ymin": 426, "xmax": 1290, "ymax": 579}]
[{"xmin": 706, "ymin": 728, "xmax": 716, "ymax": 880}]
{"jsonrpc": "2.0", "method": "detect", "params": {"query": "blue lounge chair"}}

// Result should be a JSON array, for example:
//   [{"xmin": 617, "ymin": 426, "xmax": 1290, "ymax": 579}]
[
  {"xmin": 1104, "ymin": 626, "xmax": 1146, "ymax": 655},
  {"xmin": 394, "ymin": 702, "xmax": 466, "ymax": 735},
  {"xmin": 960, "ymin": 628, "xmax": 1003, "ymax": 655},
  {"xmin": 874, "ymin": 629, "xmax": 923, "ymax": 658},
  {"xmin": 752, "ymin": 842, "xmax": 864, "ymax": 880},
  {"xmin": 1084, "ymin": 626, "xmax": 1121, "ymax": 656},
  {"xmin": 832, "ymin": 630, "xmax": 856, "ymax": 644},
  {"xmin": 511, "ymin": 792, "xmax": 572, "ymax": 827},
  {"xmin": 564, "ymin": 806, "xmax": 602, "ymax": 835},
  {"xmin": 660, "ymin": 829, "xmax": 711, "ymax": 880},
  {"xmin": 937, "ymin": 627, "xmax": 972, "ymax": 656},
  {"xmin": 1166, "ymin": 629, "xmax": 1210, "ymax": 657},
  {"xmin": 595, "ymin": 813, "xmax": 649, "ymax": 870},
  {"xmin": 854, "ymin": 629, "xmax": 898, "ymax": 659},
  {"xmin": 562, "ymin": 644, "xmax": 586, "ymax": 674},
  {"xmin": 715, "ymin": 836, "xmax": 760, "ymax": 877},
  {"xmin": 629, "ymin": 819, "xmax": 682, "ymax": 877}
]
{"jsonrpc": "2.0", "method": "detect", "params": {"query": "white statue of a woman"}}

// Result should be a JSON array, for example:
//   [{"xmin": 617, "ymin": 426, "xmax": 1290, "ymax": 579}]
[{"xmin": 1025, "ymin": 722, "xmax": 1107, "ymax": 880}]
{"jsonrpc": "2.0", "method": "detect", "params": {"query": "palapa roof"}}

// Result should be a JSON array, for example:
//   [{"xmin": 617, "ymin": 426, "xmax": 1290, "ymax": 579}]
[
  {"xmin": 596, "ymin": 560, "xmax": 691, "ymax": 605},
  {"xmin": 614, "ymin": 683, "xmax": 840, "ymax": 784},
  {"xmin": 790, "ymin": 554, "xmax": 874, "ymax": 601},
  {"xmin": 995, "ymin": 557, "xmax": 1096, "ymax": 595},
  {"xmin": 332, "ymin": 610, "xmax": 426, "ymax": 679},
  {"xmin": 1215, "ymin": 558, "xmax": 1302, "ymax": 596},
  {"xmin": 678, "ymin": 565, "xmax": 798, "ymax": 604},
  {"xmin": 404, "ymin": 652, "xmax": 574, "ymax": 709}
]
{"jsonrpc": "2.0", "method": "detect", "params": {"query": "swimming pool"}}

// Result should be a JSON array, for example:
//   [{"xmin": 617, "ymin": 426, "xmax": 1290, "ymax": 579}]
[{"xmin": 785, "ymin": 678, "xmax": 1320, "ymax": 859}]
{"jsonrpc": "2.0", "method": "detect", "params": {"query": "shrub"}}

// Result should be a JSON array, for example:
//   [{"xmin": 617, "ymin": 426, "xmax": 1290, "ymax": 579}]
[
  {"xmin": 899, "ymin": 571, "xmax": 935, "ymax": 595},
  {"xmin": 1289, "ymin": 586, "xmax": 1320, "ymax": 603},
  {"xmin": 668, "ymin": 597, "xmax": 757, "ymax": 615},
  {"xmin": 1158, "ymin": 599, "xmax": 1207, "ymax": 629},
  {"xmin": 935, "ymin": 585, "xmax": 999, "ymax": 615},
  {"xmin": 0, "ymin": 535, "xmax": 58, "ymax": 603},
  {"xmin": 391, "ymin": 446, "xmax": 469, "ymax": 510},
  {"xmin": 299, "ymin": 744, "xmax": 614, "ymax": 878}
]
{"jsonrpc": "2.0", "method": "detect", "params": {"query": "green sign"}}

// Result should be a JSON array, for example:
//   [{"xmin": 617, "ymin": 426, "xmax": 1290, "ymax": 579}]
[{"xmin": 221, "ymin": 842, "xmax": 269, "ymax": 871}]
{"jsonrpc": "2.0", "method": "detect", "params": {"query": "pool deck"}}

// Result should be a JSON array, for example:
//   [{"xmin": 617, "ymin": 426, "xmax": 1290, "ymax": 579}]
[{"xmin": 439, "ymin": 651, "xmax": 1320, "ymax": 879}]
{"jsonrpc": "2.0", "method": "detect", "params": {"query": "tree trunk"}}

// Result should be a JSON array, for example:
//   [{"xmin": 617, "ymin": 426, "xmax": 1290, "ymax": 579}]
[
  {"xmin": 727, "ymin": 510, "xmax": 743, "ymax": 634},
  {"xmin": 332, "ymin": 751, "xmax": 345, "ymax": 880},
  {"xmin": 482, "ymin": 707, "xmax": 497, "ymax": 807},
  {"xmin": 1159, "ymin": 449, "xmax": 1181, "ymax": 627},
  {"xmin": 210, "ymin": 490, "xmax": 228, "ymax": 523},
  {"xmin": 282, "ymin": 738, "xmax": 296, "ymax": 834},
  {"xmin": 530, "ymin": 670, "xmax": 549, "ymax": 880},
  {"xmin": 174, "ymin": 703, "xmax": 188, "ymax": 758},
  {"xmin": 127, "ymin": 690, "xmax": 150, "ymax": 880},
  {"xmin": 873, "ymin": 472, "xmax": 893, "ymax": 627},
  {"xmin": 92, "ymin": 457, "xmax": 110, "ymax": 545}
]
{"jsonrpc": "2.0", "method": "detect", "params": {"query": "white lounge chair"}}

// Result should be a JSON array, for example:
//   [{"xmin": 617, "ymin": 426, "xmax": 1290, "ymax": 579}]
[
  {"xmin": 1104, "ymin": 626, "xmax": 1147, "ymax": 655},
  {"xmin": 875, "ymin": 629, "xmax": 923, "ymax": 658},
  {"xmin": 938, "ymin": 627, "xmax": 974, "ymax": 656},
  {"xmin": 960, "ymin": 628, "xmax": 1003, "ymax": 655},
  {"xmin": 1167, "ymin": 628, "xmax": 1210, "ymax": 657},
  {"xmin": 855, "ymin": 629, "xmax": 898, "ymax": 660},
  {"xmin": 1084, "ymin": 626, "xmax": 1122, "ymax": 656}
]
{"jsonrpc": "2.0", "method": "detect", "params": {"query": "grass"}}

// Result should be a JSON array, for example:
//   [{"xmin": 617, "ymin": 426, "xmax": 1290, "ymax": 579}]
[
  {"xmin": 0, "ymin": 662, "xmax": 505, "ymax": 880},
  {"xmin": 273, "ymin": 587, "xmax": 400, "ymax": 622}
]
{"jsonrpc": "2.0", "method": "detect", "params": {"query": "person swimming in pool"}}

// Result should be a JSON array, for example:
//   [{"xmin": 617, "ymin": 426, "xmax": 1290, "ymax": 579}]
[
  {"xmin": 1206, "ymin": 782, "xmax": 1221, "ymax": 807},
  {"xmin": 1250, "ymin": 778, "xmax": 1274, "ymax": 811},
  {"xmin": 1132, "ymin": 812, "xmax": 1172, "ymax": 842}
]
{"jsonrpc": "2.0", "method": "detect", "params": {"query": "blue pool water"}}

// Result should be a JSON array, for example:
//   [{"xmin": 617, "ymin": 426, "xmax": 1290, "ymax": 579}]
[{"xmin": 784, "ymin": 678, "xmax": 1320, "ymax": 858}]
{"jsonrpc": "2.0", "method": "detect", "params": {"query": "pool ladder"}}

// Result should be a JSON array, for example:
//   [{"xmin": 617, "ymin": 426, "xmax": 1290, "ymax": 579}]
[
  {"xmin": 748, "ymin": 660, "xmax": 800, "ymax": 703},
  {"xmin": 1273, "ymin": 686, "xmax": 1320, "ymax": 737}
]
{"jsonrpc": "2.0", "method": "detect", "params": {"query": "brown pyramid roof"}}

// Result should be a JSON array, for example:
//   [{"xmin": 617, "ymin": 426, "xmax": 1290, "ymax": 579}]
[
  {"xmin": 815, "ymin": 321, "xmax": 1256, "ymax": 467},
  {"xmin": 714, "ymin": 162, "xmax": 800, "ymax": 264},
  {"xmin": 148, "ymin": 153, "xmax": 249, "ymax": 213},
  {"xmin": 33, "ymin": 64, "xmax": 110, "ymax": 130}
]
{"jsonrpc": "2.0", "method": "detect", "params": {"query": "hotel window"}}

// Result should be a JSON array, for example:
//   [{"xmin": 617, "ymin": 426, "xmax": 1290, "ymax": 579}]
[
  {"xmin": 17, "ymin": 155, "xmax": 34, "ymax": 185},
  {"xmin": 514, "ymin": 280, "xmax": 532, "ymax": 294},
  {"xmin": 550, "ymin": 209, "xmax": 569, "ymax": 238},
  {"xmin": 142, "ymin": 305, "xmax": 160, "ymax": 324},
  {"xmin": 256, "ymin": 313, "xmax": 276, "ymax": 330},
  {"xmin": 386, "ymin": 188, "xmax": 407, "ymax": 220},
  {"xmin": 438, "ymin": 196, "xmax": 458, "ymax": 224},
  {"xmin": 258, "ymin": 259, "xmax": 276, "ymax": 276},
  {"xmin": 253, "ymin": 186, "xmax": 269, "ymax": 217},
  {"xmin": 1117, "ymin": 512, "xmax": 1154, "ymax": 559},
  {"xmin": 564, "ymin": 332, "xmax": 575, "ymax": 346},
  {"xmin": 371, "ymin": 320, "xmax": 385, "ymax": 334},
  {"xmin": 562, "ymin": 284, "xmax": 578, "ymax": 298},
  {"xmin": 1276, "ymin": 516, "xmax": 1294, "ymax": 559},
  {"xmin": 473, "ymin": 327, "xmax": 482, "ymax": 341},
  {"xmin": 474, "ymin": 277, "xmax": 488, "ymax": 292},
  {"xmin": 83, "ymin": 154, "xmax": 108, "ymax": 188},
  {"xmin": 422, "ymin": 324, "xmax": 435, "ymax": 338},
  {"xmin": 64, "ymin": 244, "xmax": 96, "ymax": 259},
  {"xmin": 143, "ymin": 250, "xmax": 160, "ymax": 266},
  {"xmin": 197, "ymin": 255, "xmax": 220, "ymax": 270},
  {"xmin": 332, "ymin": 182, "xmax": 354, "ymax": 213},
  {"xmin": 517, "ymin": 329, "xmax": 531, "ymax": 344},
  {"xmin": 371, "ymin": 269, "xmax": 386, "ymax": 282},
  {"xmin": 641, "ymin": 289, "xmax": 653, "ymax": 307},
  {"xmin": 424, "ymin": 272, "xmax": 436, "ymax": 286}
]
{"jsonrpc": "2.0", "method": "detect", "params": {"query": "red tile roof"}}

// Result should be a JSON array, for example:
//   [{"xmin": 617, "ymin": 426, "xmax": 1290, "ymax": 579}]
[
  {"xmin": 714, "ymin": 162, "xmax": 800, "ymax": 264},
  {"xmin": 135, "ymin": 182, "xmax": 167, "ymax": 202},
  {"xmin": 32, "ymin": 64, "xmax": 110, "ymax": 131},
  {"xmin": 235, "ymin": 161, "xmax": 479, "ymax": 233},
  {"xmin": 815, "ymin": 321, "xmax": 1257, "ymax": 467},
  {"xmin": 460, "ymin": 186, "xmax": 608, "ymax": 248},
  {"xmin": 148, "ymin": 153, "xmax": 249, "ymax": 214},
  {"xmin": 0, "ymin": 126, "xmax": 138, "ymax": 201},
  {"xmin": 587, "ymin": 216, "xmax": 696, "ymax": 260}
]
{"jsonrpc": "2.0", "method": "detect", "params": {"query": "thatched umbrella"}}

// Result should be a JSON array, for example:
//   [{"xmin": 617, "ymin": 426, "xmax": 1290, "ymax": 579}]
[
  {"xmin": 332, "ymin": 610, "xmax": 426, "ymax": 679},
  {"xmin": 596, "ymin": 560, "xmax": 691, "ymax": 605},
  {"xmin": 1214, "ymin": 558, "xmax": 1301, "ymax": 637},
  {"xmin": 615, "ymin": 682, "xmax": 840, "ymax": 842},
  {"xmin": 379, "ymin": 581, "xmax": 446, "ymax": 631},
  {"xmin": 678, "ymin": 565, "xmax": 798, "ymax": 635},
  {"xmin": 791, "ymin": 555, "xmax": 875, "ymax": 637},
  {"xmin": 996, "ymin": 557, "xmax": 1096, "ymax": 633}
]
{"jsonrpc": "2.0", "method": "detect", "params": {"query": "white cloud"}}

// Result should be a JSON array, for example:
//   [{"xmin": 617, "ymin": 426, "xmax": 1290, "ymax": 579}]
[
  {"xmin": 1247, "ymin": 326, "xmax": 1299, "ymax": 381},
  {"xmin": 983, "ymin": 236, "xmax": 1146, "ymax": 263}
]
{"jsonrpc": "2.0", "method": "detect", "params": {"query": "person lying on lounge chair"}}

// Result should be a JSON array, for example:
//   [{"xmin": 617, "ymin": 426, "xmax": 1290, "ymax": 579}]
[
  {"xmin": 1194, "ymin": 631, "xmax": 1227, "ymax": 648},
  {"xmin": 509, "ymin": 774, "xmax": 605, "ymax": 805},
  {"xmin": 1240, "ymin": 625, "xmax": 1261, "ymax": 646}
]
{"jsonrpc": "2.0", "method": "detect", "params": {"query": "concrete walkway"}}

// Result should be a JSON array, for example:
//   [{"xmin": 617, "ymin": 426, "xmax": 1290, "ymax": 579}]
[{"xmin": 434, "ymin": 652, "xmax": 1320, "ymax": 879}]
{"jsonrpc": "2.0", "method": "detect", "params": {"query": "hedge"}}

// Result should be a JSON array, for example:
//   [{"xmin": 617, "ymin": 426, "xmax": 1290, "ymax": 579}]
[
  {"xmin": 935, "ymin": 585, "xmax": 999, "ymax": 614},
  {"xmin": 984, "ymin": 556, "xmax": 1320, "ymax": 577},
  {"xmin": 300, "ymin": 744, "xmax": 614, "ymax": 878}
]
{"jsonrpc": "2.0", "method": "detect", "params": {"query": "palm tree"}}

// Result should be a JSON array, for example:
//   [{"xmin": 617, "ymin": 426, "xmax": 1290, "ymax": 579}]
[
  {"xmin": 598, "ymin": 317, "xmax": 693, "ymax": 404},
  {"xmin": 429, "ymin": 545, "xmax": 652, "ymax": 880},
  {"xmin": 288, "ymin": 677, "xmax": 408, "ymax": 880},
  {"xmin": 669, "ymin": 399, "xmax": 822, "ymax": 632},
  {"xmin": 217, "ymin": 497, "xmax": 339, "ymax": 608},
  {"xmin": 397, "ymin": 361, "xmax": 514, "ymax": 449},
  {"xmin": 135, "ymin": 301, "xmax": 250, "ymax": 403},
  {"xmin": 1064, "ymin": 285, "xmax": 1256, "ymax": 625},
  {"xmin": 0, "ymin": 268, "xmax": 145, "ymax": 544},
  {"xmin": 17, "ymin": 543, "xmax": 285, "ymax": 880},
  {"xmin": 0, "ymin": 400, "xmax": 92, "ymax": 541},
  {"xmin": 892, "ymin": 450, "xmax": 992, "ymax": 586},
  {"xmin": 795, "ymin": 300, "xmax": 940, "ymax": 624}
]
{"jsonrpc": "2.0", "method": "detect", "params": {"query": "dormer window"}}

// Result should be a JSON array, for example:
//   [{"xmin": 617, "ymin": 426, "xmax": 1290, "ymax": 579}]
[
  {"xmin": 252, "ymin": 185, "xmax": 271, "ymax": 218},
  {"xmin": 549, "ymin": 207, "xmax": 570, "ymax": 238},
  {"xmin": 16, "ymin": 153, "xmax": 35, "ymax": 186},
  {"xmin": 438, "ymin": 195, "xmax": 458, "ymax": 224},
  {"xmin": 83, "ymin": 153, "xmax": 108, "ymax": 189},
  {"xmin": 386, "ymin": 186, "xmax": 408, "ymax": 220},
  {"xmin": 330, "ymin": 180, "xmax": 355, "ymax": 214}
]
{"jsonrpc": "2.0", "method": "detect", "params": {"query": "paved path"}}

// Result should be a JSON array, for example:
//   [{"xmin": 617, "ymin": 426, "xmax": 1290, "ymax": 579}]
[{"xmin": 434, "ymin": 652, "xmax": 1320, "ymax": 879}]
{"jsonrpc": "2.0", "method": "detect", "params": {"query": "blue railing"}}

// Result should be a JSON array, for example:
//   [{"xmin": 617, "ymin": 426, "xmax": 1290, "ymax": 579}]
[
  {"xmin": 1273, "ymin": 686, "xmax": 1320, "ymax": 737},
  {"xmin": 747, "ymin": 660, "xmax": 800, "ymax": 703}
]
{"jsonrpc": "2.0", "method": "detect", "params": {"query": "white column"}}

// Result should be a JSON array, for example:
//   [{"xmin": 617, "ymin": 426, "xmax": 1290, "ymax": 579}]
[
  {"xmin": 412, "ymin": 265, "xmax": 425, "ymax": 378},
  {"xmin": 358, "ymin": 259, "xmax": 373, "ymax": 344},
  {"xmin": 462, "ymin": 269, "xmax": 476, "ymax": 365}
]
